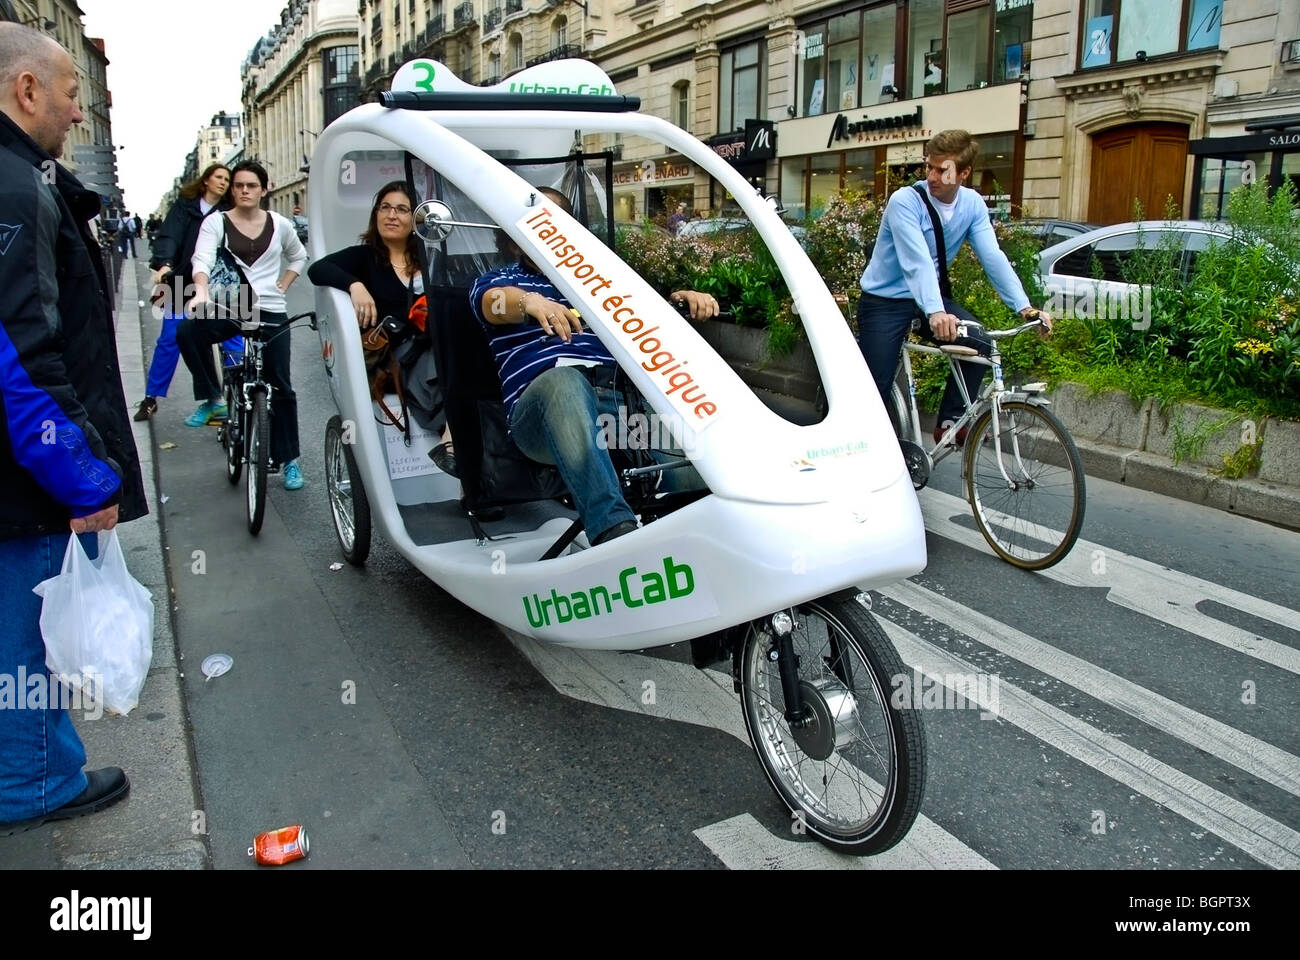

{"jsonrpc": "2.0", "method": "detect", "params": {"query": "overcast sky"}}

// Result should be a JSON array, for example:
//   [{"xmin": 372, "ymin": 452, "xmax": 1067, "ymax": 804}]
[{"xmin": 79, "ymin": 0, "xmax": 279, "ymax": 216}]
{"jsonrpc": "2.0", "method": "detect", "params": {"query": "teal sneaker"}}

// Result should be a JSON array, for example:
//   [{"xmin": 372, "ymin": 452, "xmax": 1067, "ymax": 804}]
[
  {"xmin": 184, "ymin": 400, "xmax": 227, "ymax": 427},
  {"xmin": 283, "ymin": 460, "xmax": 304, "ymax": 491}
]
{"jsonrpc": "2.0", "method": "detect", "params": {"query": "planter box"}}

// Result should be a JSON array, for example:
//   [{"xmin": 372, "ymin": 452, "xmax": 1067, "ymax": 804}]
[{"xmin": 696, "ymin": 319, "xmax": 822, "ymax": 402}]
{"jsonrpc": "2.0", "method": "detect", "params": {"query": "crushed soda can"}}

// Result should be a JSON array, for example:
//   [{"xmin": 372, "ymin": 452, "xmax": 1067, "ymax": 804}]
[{"xmin": 249, "ymin": 825, "xmax": 309, "ymax": 866}]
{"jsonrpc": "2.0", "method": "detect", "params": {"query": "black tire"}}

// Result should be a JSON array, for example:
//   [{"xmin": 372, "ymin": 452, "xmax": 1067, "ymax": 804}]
[
  {"xmin": 222, "ymin": 378, "xmax": 242, "ymax": 485},
  {"xmin": 887, "ymin": 378, "xmax": 911, "ymax": 441},
  {"xmin": 246, "ymin": 388, "xmax": 269, "ymax": 536},
  {"xmin": 963, "ymin": 399, "xmax": 1085, "ymax": 570},
  {"xmin": 737, "ymin": 596, "xmax": 926, "ymax": 855},
  {"xmin": 324, "ymin": 414, "xmax": 371, "ymax": 565}
]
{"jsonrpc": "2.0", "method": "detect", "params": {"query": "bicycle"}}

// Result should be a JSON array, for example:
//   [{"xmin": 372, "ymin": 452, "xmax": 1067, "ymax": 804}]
[
  {"xmin": 192, "ymin": 302, "xmax": 317, "ymax": 535},
  {"xmin": 889, "ymin": 312, "xmax": 1086, "ymax": 570}
]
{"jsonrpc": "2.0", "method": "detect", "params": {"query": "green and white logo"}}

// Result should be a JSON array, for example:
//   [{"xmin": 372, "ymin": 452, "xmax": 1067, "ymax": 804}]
[{"xmin": 523, "ymin": 556, "xmax": 696, "ymax": 628}]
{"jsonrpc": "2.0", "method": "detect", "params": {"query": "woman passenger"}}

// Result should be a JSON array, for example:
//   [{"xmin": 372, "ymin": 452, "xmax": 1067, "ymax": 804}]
[{"xmin": 308, "ymin": 181, "xmax": 455, "ymax": 474}]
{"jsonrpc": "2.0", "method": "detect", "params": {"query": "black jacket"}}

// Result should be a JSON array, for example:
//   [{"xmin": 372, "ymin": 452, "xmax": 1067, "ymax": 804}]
[
  {"xmin": 150, "ymin": 192, "xmax": 230, "ymax": 287},
  {"xmin": 0, "ymin": 112, "xmax": 147, "ymax": 539}
]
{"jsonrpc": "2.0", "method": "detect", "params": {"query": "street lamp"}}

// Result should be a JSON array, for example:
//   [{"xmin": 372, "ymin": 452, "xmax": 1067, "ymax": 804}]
[{"xmin": 298, "ymin": 129, "xmax": 318, "ymax": 174}]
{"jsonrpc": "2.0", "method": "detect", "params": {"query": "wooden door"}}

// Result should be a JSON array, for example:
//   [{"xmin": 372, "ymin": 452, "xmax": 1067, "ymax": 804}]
[{"xmin": 1088, "ymin": 123, "xmax": 1189, "ymax": 224}]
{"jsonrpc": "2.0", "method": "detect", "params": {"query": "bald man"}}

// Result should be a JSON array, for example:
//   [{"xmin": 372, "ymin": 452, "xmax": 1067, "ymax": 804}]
[{"xmin": 0, "ymin": 23, "xmax": 145, "ymax": 835}]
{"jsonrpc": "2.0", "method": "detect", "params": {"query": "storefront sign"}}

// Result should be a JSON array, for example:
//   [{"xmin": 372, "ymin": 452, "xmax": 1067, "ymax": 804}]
[
  {"xmin": 827, "ymin": 106, "xmax": 924, "ymax": 148},
  {"xmin": 613, "ymin": 160, "xmax": 693, "ymax": 185},
  {"xmin": 708, "ymin": 122, "xmax": 778, "ymax": 168},
  {"xmin": 1269, "ymin": 132, "xmax": 1300, "ymax": 147}
]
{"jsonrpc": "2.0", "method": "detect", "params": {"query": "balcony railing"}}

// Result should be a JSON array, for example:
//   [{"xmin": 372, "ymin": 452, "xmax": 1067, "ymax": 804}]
[
  {"xmin": 371, "ymin": 12, "xmax": 381, "ymax": 33},
  {"xmin": 1283, "ymin": 39, "xmax": 1300, "ymax": 65},
  {"xmin": 506, "ymin": 0, "xmax": 522, "ymax": 12},
  {"xmin": 453, "ymin": 1, "xmax": 474, "ymax": 28},
  {"xmin": 483, "ymin": 8, "xmax": 502, "ymax": 31},
  {"xmin": 426, "ymin": 14, "xmax": 445, "ymax": 40},
  {"xmin": 526, "ymin": 43, "xmax": 583, "ymax": 68},
  {"xmin": 478, "ymin": 74, "xmax": 502, "ymax": 87}
]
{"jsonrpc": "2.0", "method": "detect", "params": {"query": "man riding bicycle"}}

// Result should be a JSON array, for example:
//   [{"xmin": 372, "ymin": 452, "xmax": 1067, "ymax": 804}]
[{"xmin": 856, "ymin": 129, "xmax": 1050, "ymax": 444}]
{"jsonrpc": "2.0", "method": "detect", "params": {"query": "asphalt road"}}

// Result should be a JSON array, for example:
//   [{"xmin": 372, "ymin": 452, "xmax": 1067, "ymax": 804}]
[{"xmin": 148, "ymin": 277, "xmax": 1300, "ymax": 870}]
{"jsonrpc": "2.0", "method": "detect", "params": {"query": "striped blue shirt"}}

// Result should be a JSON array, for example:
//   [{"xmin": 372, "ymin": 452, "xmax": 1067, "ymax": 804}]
[{"xmin": 470, "ymin": 263, "xmax": 615, "ymax": 418}]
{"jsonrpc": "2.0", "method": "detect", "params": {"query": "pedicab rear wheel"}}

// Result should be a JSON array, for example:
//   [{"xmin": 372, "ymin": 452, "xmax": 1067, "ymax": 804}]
[
  {"xmin": 738, "ymin": 595, "xmax": 926, "ymax": 855},
  {"xmin": 325, "ymin": 414, "xmax": 371, "ymax": 566}
]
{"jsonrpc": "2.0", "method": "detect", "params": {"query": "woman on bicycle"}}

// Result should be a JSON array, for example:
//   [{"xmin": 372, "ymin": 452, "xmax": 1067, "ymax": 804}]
[
  {"xmin": 135, "ymin": 163, "xmax": 232, "ymax": 422},
  {"xmin": 179, "ymin": 160, "xmax": 309, "ymax": 490},
  {"xmin": 307, "ymin": 181, "xmax": 455, "ymax": 474}
]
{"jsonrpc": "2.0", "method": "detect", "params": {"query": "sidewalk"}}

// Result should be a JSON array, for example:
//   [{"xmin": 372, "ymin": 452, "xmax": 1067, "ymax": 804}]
[{"xmin": 2, "ymin": 260, "xmax": 207, "ymax": 869}]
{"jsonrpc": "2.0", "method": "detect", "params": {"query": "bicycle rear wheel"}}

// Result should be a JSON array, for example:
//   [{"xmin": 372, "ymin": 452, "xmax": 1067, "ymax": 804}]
[
  {"xmin": 246, "ymin": 387, "xmax": 269, "ymax": 535},
  {"xmin": 964, "ymin": 399, "xmax": 1085, "ymax": 570}
]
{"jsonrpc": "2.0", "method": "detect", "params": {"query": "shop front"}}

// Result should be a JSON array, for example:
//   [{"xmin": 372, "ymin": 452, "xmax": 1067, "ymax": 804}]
[
  {"xmin": 613, "ymin": 157, "xmax": 696, "ymax": 225},
  {"xmin": 705, "ymin": 119, "xmax": 777, "ymax": 216},
  {"xmin": 1189, "ymin": 117, "xmax": 1300, "ymax": 220},
  {"xmin": 775, "ymin": 83, "xmax": 1023, "ymax": 221}
]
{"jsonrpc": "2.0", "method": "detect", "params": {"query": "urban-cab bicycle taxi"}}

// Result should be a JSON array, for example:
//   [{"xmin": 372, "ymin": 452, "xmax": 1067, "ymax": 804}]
[{"xmin": 307, "ymin": 59, "xmax": 929, "ymax": 854}]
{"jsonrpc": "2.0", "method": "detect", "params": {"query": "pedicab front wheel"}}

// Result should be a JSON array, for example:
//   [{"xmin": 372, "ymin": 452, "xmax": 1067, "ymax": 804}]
[
  {"xmin": 324, "ymin": 414, "xmax": 371, "ymax": 566},
  {"xmin": 737, "ymin": 595, "xmax": 926, "ymax": 855}
]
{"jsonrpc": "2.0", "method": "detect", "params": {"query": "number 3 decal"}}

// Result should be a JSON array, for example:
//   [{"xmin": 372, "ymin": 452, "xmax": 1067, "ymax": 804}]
[{"xmin": 413, "ymin": 61, "xmax": 436, "ymax": 92}]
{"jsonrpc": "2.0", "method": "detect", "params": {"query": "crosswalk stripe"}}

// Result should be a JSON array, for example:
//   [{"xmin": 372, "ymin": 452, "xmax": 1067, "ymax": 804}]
[
  {"xmin": 880, "ymin": 579, "xmax": 1300, "ymax": 799},
  {"xmin": 877, "ymin": 615, "xmax": 1300, "ymax": 870},
  {"xmin": 919, "ymin": 488, "xmax": 1300, "ymax": 675}
]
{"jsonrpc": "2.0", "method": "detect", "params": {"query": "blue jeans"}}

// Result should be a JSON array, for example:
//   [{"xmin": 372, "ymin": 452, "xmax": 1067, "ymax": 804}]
[
  {"xmin": 856, "ymin": 293, "xmax": 993, "ymax": 426},
  {"xmin": 146, "ymin": 310, "xmax": 242, "ymax": 399},
  {"xmin": 0, "ymin": 533, "xmax": 97, "ymax": 822},
  {"xmin": 511, "ymin": 366, "xmax": 637, "ymax": 542}
]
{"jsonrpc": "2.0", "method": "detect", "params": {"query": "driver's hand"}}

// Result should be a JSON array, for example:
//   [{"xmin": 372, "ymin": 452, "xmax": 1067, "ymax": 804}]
[
  {"xmin": 671, "ymin": 290, "xmax": 720, "ymax": 321},
  {"xmin": 350, "ymin": 283, "xmax": 378, "ymax": 329},
  {"xmin": 523, "ymin": 292, "xmax": 583, "ymax": 343},
  {"xmin": 928, "ymin": 311, "xmax": 960, "ymax": 342}
]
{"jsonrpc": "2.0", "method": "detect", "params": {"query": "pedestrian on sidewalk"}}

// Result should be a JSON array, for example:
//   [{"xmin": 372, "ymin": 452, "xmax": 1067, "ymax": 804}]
[
  {"xmin": 134, "ymin": 163, "xmax": 232, "ymax": 421},
  {"xmin": 0, "ymin": 22, "xmax": 145, "ymax": 835},
  {"xmin": 180, "ymin": 160, "xmax": 309, "ymax": 490},
  {"xmin": 118, "ymin": 209, "xmax": 137, "ymax": 259},
  {"xmin": 856, "ymin": 129, "xmax": 1052, "ymax": 444}
]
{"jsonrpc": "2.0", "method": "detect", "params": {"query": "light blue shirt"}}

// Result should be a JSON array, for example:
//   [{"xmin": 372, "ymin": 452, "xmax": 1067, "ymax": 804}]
[{"xmin": 860, "ymin": 182, "xmax": 1030, "ymax": 318}]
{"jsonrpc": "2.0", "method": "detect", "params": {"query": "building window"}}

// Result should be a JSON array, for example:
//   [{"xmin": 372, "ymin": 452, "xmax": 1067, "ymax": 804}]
[
  {"xmin": 994, "ymin": 0, "xmax": 1033, "ymax": 83},
  {"xmin": 799, "ymin": 5, "xmax": 898, "ymax": 115},
  {"xmin": 946, "ymin": 4, "xmax": 991, "ymax": 93},
  {"xmin": 1080, "ymin": 0, "xmax": 1221, "ymax": 69},
  {"xmin": 719, "ymin": 40, "xmax": 764, "ymax": 135},
  {"xmin": 909, "ymin": 0, "xmax": 944, "ymax": 99},
  {"xmin": 674, "ymin": 80, "xmax": 689, "ymax": 131},
  {"xmin": 323, "ymin": 46, "xmax": 361, "ymax": 126},
  {"xmin": 509, "ymin": 33, "xmax": 523, "ymax": 71},
  {"xmin": 551, "ymin": 15, "xmax": 567, "ymax": 50}
]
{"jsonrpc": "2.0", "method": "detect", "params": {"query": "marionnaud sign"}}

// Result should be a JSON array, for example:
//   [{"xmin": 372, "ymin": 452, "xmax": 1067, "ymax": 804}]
[{"xmin": 827, "ymin": 106, "xmax": 924, "ymax": 149}]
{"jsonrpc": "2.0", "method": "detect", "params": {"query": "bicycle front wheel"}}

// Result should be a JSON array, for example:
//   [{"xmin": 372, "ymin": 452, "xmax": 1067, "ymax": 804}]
[
  {"xmin": 246, "ymin": 388, "xmax": 269, "ymax": 535},
  {"xmin": 964, "ymin": 400, "xmax": 1085, "ymax": 570}
]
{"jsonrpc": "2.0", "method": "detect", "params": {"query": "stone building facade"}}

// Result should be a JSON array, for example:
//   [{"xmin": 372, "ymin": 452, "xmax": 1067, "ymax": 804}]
[{"xmin": 241, "ymin": 0, "xmax": 360, "ymax": 215}]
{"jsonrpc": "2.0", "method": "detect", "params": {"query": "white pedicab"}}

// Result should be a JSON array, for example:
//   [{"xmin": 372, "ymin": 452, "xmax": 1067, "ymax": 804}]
[{"xmin": 308, "ymin": 60, "xmax": 929, "ymax": 854}]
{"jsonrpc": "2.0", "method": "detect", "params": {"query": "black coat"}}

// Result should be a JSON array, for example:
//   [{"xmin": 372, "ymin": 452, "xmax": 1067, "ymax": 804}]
[
  {"xmin": 0, "ymin": 112, "xmax": 147, "ymax": 539},
  {"xmin": 150, "ymin": 192, "xmax": 230, "ymax": 288}
]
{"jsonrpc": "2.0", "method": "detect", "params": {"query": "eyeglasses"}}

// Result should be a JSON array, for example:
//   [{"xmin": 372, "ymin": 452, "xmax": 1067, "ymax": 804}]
[
  {"xmin": 379, "ymin": 203, "xmax": 412, "ymax": 216},
  {"xmin": 233, "ymin": 182, "xmax": 261, "ymax": 191}
]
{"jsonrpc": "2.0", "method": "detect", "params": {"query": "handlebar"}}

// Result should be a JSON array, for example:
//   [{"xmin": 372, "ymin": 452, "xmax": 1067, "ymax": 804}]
[{"xmin": 985, "ymin": 310, "xmax": 1047, "ymax": 341}]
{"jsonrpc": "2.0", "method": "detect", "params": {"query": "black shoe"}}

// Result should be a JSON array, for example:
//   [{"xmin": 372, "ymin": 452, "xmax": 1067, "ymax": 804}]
[
  {"xmin": 428, "ymin": 441, "xmax": 458, "ymax": 478},
  {"xmin": 592, "ymin": 520, "xmax": 638, "ymax": 545},
  {"xmin": 133, "ymin": 397, "xmax": 158, "ymax": 421},
  {"xmin": 0, "ymin": 767, "xmax": 130, "ymax": 837}
]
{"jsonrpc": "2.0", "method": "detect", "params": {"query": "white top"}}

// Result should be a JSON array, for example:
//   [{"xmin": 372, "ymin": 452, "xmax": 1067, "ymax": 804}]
[
  {"xmin": 191, "ymin": 210, "xmax": 308, "ymax": 316},
  {"xmin": 199, "ymin": 198, "xmax": 213, "ymax": 215},
  {"xmin": 934, "ymin": 194, "xmax": 957, "ymax": 225}
]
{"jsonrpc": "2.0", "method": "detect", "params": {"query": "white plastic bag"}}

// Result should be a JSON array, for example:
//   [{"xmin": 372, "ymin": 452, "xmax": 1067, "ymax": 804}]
[{"xmin": 33, "ymin": 530, "xmax": 154, "ymax": 716}]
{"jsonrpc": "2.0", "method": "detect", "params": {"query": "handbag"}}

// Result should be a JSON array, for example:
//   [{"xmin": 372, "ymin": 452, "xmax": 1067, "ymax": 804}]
[
  {"xmin": 363, "ymin": 317, "xmax": 413, "ymax": 434},
  {"xmin": 208, "ymin": 215, "xmax": 255, "ymax": 317}
]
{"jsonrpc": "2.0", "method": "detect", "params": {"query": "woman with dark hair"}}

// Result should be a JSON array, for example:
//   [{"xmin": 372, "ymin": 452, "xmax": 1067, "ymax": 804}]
[
  {"xmin": 133, "ymin": 162, "xmax": 231, "ymax": 421},
  {"xmin": 308, "ymin": 180, "xmax": 454, "ymax": 473}
]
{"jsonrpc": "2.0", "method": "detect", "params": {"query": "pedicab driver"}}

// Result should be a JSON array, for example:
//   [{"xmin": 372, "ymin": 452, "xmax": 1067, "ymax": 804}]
[
  {"xmin": 470, "ymin": 188, "xmax": 717, "ymax": 546},
  {"xmin": 856, "ymin": 129, "xmax": 1051, "ymax": 444}
]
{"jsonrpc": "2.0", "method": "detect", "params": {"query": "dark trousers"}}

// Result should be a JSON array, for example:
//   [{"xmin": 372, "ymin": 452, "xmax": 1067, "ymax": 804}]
[
  {"xmin": 856, "ymin": 292, "xmax": 994, "ymax": 426},
  {"xmin": 177, "ymin": 310, "xmax": 300, "ymax": 465}
]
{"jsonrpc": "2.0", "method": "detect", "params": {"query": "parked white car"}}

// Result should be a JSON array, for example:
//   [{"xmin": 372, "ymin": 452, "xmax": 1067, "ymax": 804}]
[{"xmin": 1037, "ymin": 220, "xmax": 1236, "ymax": 325}]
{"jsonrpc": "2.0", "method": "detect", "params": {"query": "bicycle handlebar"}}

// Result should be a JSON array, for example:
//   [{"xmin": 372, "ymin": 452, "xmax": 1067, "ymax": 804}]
[{"xmin": 985, "ymin": 310, "xmax": 1046, "ymax": 341}]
